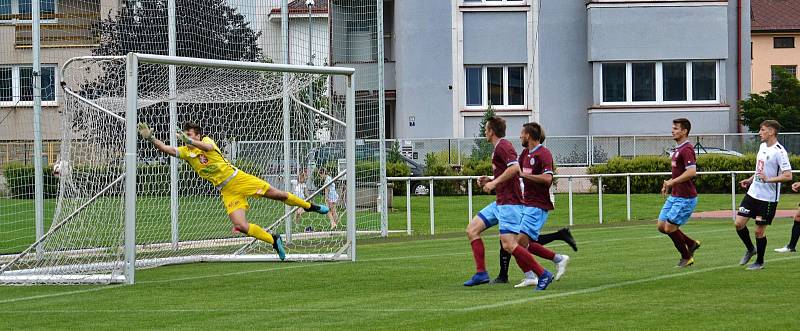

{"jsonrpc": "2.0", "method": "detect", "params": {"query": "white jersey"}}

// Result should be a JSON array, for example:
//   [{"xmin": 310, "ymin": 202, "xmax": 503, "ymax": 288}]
[
  {"xmin": 291, "ymin": 179, "xmax": 307, "ymax": 199},
  {"xmin": 325, "ymin": 175, "xmax": 339, "ymax": 202},
  {"xmin": 747, "ymin": 142, "xmax": 792, "ymax": 202}
]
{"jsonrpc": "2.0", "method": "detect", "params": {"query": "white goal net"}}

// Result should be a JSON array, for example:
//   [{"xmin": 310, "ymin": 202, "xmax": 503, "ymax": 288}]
[{"xmin": 0, "ymin": 54, "xmax": 358, "ymax": 284}]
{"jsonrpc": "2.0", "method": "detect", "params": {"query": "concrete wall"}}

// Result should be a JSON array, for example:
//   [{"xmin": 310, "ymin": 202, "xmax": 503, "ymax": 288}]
[
  {"xmin": 463, "ymin": 114, "xmax": 528, "ymax": 139},
  {"xmin": 462, "ymin": 12, "xmax": 527, "ymax": 65},
  {"xmin": 588, "ymin": 6, "xmax": 729, "ymax": 61},
  {"xmin": 392, "ymin": 0, "xmax": 452, "ymax": 139},
  {"xmin": 537, "ymin": 0, "xmax": 592, "ymax": 136},
  {"xmin": 751, "ymin": 33, "xmax": 799, "ymax": 93},
  {"xmin": 588, "ymin": 109, "xmax": 731, "ymax": 135}
]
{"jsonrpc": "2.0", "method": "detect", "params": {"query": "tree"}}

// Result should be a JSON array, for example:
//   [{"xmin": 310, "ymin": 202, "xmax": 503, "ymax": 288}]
[
  {"xmin": 470, "ymin": 103, "xmax": 496, "ymax": 161},
  {"xmin": 740, "ymin": 68, "xmax": 800, "ymax": 132},
  {"xmin": 93, "ymin": 0, "xmax": 263, "ymax": 61}
]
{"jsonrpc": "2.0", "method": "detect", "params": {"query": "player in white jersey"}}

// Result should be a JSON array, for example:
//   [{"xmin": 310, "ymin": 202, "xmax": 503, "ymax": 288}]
[{"xmin": 735, "ymin": 120, "xmax": 793, "ymax": 270}]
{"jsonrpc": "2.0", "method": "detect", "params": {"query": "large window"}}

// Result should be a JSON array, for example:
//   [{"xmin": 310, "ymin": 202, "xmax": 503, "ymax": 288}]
[
  {"xmin": 600, "ymin": 61, "xmax": 719, "ymax": 105},
  {"xmin": 0, "ymin": 65, "xmax": 57, "ymax": 106},
  {"xmin": 464, "ymin": 65, "xmax": 526, "ymax": 108},
  {"xmin": 1, "ymin": 0, "xmax": 57, "ymax": 20},
  {"xmin": 773, "ymin": 37, "xmax": 795, "ymax": 49}
]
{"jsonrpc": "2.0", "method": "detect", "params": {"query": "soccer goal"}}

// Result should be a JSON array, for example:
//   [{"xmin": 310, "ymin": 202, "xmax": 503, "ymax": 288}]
[{"xmin": 0, "ymin": 53, "xmax": 358, "ymax": 285}]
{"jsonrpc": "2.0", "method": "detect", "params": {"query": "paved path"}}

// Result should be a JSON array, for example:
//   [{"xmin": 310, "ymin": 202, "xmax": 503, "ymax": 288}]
[{"xmin": 692, "ymin": 209, "xmax": 798, "ymax": 219}]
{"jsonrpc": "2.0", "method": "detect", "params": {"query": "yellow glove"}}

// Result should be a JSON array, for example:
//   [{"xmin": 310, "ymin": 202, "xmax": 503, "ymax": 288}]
[
  {"xmin": 137, "ymin": 123, "xmax": 154, "ymax": 141},
  {"xmin": 176, "ymin": 130, "xmax": 193, "ymax": 145}
]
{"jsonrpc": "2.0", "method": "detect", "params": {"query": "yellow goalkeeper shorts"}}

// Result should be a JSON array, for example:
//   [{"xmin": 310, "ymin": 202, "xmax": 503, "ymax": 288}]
[{"xmin": 220, "ymin": 172, "xmax": 271, "ymax": 215}]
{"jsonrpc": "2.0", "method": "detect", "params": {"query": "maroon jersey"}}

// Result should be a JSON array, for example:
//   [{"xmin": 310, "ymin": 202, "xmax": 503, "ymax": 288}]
[
  {"xmin": 519, "ymin": 144, "xmax": 555, "ymax": 211},
  {"xmin": 492, "ymin": 139, "xmax": 523, "ymax": 205},
  {"xmin": 670, "ymin": 141, "xmax": 698, "ymax": 198}
]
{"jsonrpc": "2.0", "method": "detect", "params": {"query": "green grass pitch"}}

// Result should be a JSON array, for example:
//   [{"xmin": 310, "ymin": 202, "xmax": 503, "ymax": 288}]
[{"xmin": 2, "ymin": 193, "xmax": 800, "ymax": 329}]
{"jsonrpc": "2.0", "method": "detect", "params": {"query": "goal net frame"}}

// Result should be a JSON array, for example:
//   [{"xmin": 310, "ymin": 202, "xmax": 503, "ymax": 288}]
[{"xmin": 0, "ymin": 53, "xmax": 357, "ymax": 285}]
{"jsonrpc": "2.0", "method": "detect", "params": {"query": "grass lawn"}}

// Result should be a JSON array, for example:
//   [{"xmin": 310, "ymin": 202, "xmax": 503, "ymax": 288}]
[
  {"xmin": 2, "ymin": 219, "xmax": 800, "ymax": 330},
  {"xmin": 3, "ymin": 193, "xmax": 800, "ymax": 253}
]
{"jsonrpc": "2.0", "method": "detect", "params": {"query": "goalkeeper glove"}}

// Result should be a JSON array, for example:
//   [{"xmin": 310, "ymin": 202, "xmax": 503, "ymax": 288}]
[
  {"xmin": 137, "ymin": 123, "xmax": 154, "ymax": 141},
  {"xmin": 177, "ymin": 130, "xmax": 193, "ymax": 145}
]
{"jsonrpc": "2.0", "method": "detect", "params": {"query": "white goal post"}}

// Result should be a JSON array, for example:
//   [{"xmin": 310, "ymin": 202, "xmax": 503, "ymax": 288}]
[{"xmin": 0, "ymin": 53, "xmax": 357, "ymax": 285}]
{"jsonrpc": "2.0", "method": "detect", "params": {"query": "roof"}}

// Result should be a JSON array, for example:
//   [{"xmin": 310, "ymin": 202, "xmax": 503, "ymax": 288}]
[
  {"xmin": 751, "ymin": 0, "xmax": 800, "ymax": 32},
  {"xmin": 269, "ymin": 0, "xmax": 329, "ymax": 15}
]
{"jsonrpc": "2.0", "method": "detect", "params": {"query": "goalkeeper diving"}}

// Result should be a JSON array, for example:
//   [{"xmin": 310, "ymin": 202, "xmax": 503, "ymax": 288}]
[{"xmin": 137, "ymin": 121, "xmax": 330, "ymax": 260}]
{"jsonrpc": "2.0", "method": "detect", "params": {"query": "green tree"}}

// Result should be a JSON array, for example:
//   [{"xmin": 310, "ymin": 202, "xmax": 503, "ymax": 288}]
[
  {"xmin": 470, "ymin": 103, "xmax": 495, "ymax": 161},
  {"xmin": 740, "ymin": 67, "xmax": 800, "ymax": 132}
]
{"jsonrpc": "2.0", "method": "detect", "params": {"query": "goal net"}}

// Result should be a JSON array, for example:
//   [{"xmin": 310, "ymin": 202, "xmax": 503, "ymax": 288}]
[{"xmin": 0, "ymin": 53, "xmax": 358, "ymax": 284}]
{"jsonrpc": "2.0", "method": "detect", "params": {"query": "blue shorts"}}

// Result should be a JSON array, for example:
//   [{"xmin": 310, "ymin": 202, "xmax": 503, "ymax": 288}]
[
  {"xmin": 658, "ymin": 196, "xmax": 698, "ymax": 226},
  {"xmin": 478, "ymin": 202, "xmax": 522, "ymax": 235},
  {"xmin": 520, "ymin": 206, "xmax": 549, "ymax": 241}
]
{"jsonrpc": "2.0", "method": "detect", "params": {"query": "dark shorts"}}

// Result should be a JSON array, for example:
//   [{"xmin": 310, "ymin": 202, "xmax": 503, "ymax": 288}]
[{"xmin": 738, "ymin": 194, "xmax": 777, "ymax": 225}]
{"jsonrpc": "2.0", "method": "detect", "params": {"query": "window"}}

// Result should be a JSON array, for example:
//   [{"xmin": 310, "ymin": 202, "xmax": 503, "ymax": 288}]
[
  {"xmin": 692, "ymin": 61, "xmax": 716, "ymax": 101},
  {"xmin": 465, "ymin": 67, "xmax": 482, "ymax": 106},
  {"xmin": 1, "ymin": 0, "xmax": 58, "ymax": 21},
  {"xmin": 0, "ymin": 65, "xmax": 57, "ymax": 106},
  {"xmin": 599, "ymin": 61, "xmax": 718, "ymax": 104},
  {"xmin": 487, "ymin": 67, "xmax": 503, "ymax": 106},
  {"xmin": 774, "ymin": 37, "xmax": 795, "ymax": 49},
  {"xmin": 632, "ymin": 62, "xmax": 655, "ymax": 102},
  {"xmin": 663, "ymin": 62, "xmax": 687, "ymax": 101},
  {"xmin": 464, "ymin": 65, "xmax": 526, "ymax": 108},
  {"xmin": 602, "ymin": 63, "xmax": 625, "ymax": 102},
  {"xmin": 771, "ymin": 65, "xmax": 798, "ymax": 82}
]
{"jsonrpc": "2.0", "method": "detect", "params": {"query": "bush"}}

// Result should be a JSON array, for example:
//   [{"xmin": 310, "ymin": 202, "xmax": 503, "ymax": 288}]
[
  {"xmin": 462, "ymin": 157, "xmax": 492, "ymax": 195},
  {"xmin": 3, "ymin": 162, "xmax": 59, "ymax": 198},
  {"xmin": 423, "ymin": 152, "xmax": 461, "ymax": 195},
  {"xmin": 588, "ymin": 154, "xmax": 800, "ymax": 194},
  {"xmin": 387, "ymin": 161, "xmax": 411, "ymax": 195}
]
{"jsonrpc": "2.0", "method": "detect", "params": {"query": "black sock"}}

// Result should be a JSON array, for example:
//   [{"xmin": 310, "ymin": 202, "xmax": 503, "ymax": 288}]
[
  {"xmin": 497, "ymin": 240, "xmax": 511, "ymax": 280},
  {"xmin": 788, "ymin": 221, "xmax": 800, "ymax": 249},
  {"xmin": 537, "ymin": 232, "xmax": 560, "ymax": 245},
  {"xmin": 737, "ymin": 227, "xmax": 755, "ymax": 252},
  {"xmin": 756, "ymin": 236, "xmax": 767, "ymax": 264}
]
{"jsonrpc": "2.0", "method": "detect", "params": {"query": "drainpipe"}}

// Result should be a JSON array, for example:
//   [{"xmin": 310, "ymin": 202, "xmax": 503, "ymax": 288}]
[{"xmin": 736, "ymin": 0, "xmax": 742, "ymax": 133}]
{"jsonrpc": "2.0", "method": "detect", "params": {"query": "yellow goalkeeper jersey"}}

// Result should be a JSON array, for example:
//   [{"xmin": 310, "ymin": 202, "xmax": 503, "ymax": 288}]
[{"xmin": 176, "ymin": 136, "xmax": 237, "ymax": 187}]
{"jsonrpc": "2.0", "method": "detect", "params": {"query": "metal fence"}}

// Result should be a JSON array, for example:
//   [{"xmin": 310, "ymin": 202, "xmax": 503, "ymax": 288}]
[
  {"xmin": 389, "ymin": 133, "xmax": 800, "ymax": 167},
  {"xmin": 388, "ymin": 170, "xmax": 800, "ymax": 235}
]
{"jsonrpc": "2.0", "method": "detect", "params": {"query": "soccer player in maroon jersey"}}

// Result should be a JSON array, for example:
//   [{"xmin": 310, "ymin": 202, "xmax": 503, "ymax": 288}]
[
  {"xmin": 511, "ymin": 122, "xmax": 572, "ymax": 287},
  {"xmin": 658, "ymin": 118, "xmax": 701, "ymax": 267},
  {"xmin": 463, "ymin": 117, "xmax": 554, "ymax": 291}
]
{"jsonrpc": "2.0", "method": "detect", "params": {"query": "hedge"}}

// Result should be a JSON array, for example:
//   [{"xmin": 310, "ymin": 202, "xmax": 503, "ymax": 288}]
[
  {"xmin": 588, "ymin": 154, "xmax": 800, "ymax": 194},
  {"xmin": 3, "ymin": 162, "xmax": 59, "ymax": 198}
]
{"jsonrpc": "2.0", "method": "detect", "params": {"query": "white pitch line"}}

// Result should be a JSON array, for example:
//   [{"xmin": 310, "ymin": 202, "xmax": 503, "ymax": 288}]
[{"xmin": 0, "ymin": 223, "xmax": 769, "ymax": 305}]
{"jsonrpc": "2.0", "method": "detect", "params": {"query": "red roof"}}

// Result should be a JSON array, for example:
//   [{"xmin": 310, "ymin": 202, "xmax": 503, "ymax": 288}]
[
  {"xmin": 270, "ymin": 0, "xmax": 329, "ymax": 15},
  {"xmin": 751, "ymin": 0, "xmax": 800, "ymax": 32}
]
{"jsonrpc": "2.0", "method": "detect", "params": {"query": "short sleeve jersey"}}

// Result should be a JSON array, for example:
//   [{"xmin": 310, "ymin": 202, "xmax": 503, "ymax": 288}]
[
  {"xmin": 492, "ymin": 139, "xmax": 523, "ymax": 205},
  {"xmin": 670, "ymin": 141, "xmax": 697, "ymax": 198},
  {"xmin": 748, "ymin": 142, "xmax": 792, "ymax": 202},
  {"xmin": 176, "ymin": 137, "xmax": 236, "ymax": 187},
  {"xmin": 519, "ymin": 144, "xmax": 555, "ymax": 211}
]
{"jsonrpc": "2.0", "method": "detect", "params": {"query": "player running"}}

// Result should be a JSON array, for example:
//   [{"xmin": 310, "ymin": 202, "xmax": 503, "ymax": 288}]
[
  {"xmin": 464, "ymin": 116, "xmax": 554, "ymax": 291},
  {"xmin": 658, "ymin": 118, "xmax": 701, "ymax": 268},
  {"xmin": 137, "ymin": 121, "xmax": 330, "ymax": 261},
  {"xmin": 511, "ymin": 122, "xmax": 571, "ymax": 288},
  {"xmin": 774, "ymin": 181, "xmax": 800, "ymax": 253},
  {"xmin": 735, "ymin": 120, "xmax": 793, "ymax": 270}
]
